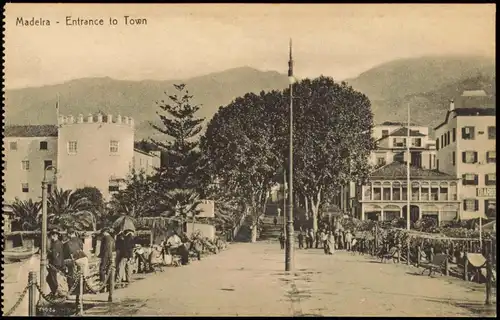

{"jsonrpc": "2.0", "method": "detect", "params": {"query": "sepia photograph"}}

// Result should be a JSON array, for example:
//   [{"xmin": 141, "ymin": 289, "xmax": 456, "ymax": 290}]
[{"xmin": 2, "ymin": 3, "xmax": 496, "ymax": 317}]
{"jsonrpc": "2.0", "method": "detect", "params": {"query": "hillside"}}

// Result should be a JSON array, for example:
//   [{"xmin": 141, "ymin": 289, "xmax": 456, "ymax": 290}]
[
  {"xmin": 346, "ymin": 55, "xmax": 495, "ymax": 133},
  {"xmin": 346, "ymin": 55, "xmax": 495, "ymax": 101},
  {"xmin": 4, "ymin": 56, "xmax": 496, "ymax": 140},
  {"xmin": 4, "ymin": 67, "xmax": 289, "ymax": 140},
  {"xmin": 369, "ymin": 74, "xmax": 496, "ymax": 134}
]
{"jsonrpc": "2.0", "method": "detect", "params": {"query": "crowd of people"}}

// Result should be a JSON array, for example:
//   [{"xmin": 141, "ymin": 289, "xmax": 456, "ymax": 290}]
[
  {"xmin": 278, "ymin": 227, "xmax": 355, "ymax": 255},
  {"xmin": 46, "ymin": 227, "xmax": 228, "ymax": 299}
]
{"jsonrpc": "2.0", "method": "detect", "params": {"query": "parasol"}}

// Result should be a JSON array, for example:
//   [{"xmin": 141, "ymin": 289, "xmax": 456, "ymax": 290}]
[{"xmin": 112, "ymin": 215, "xmax": 136, "ymax": 234}]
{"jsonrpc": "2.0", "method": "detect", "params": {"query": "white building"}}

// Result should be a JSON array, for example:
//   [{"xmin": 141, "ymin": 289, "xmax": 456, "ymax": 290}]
[
  {"xmin": 434, "ymin": 90, "xmax": 496, "ymax": 220},
  {"xmin": 3, "ymin": 113, "xmax": 161, "ymax": 203}
]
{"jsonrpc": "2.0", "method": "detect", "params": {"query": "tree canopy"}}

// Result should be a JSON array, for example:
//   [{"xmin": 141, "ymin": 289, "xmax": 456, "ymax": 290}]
[{"xmin": 201, "ymin": 76, "xmax": 374, "ymax": 232}]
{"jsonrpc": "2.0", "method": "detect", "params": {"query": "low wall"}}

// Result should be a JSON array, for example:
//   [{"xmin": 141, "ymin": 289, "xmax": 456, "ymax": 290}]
[{"xmin": 186, "ymin": 223, "xmax": 216, "ymax": 240}]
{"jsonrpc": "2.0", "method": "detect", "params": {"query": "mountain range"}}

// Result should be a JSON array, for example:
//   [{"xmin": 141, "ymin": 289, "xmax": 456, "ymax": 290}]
[{"xmin": 4, "ymin": 55, "xmax": 495, "ymax": 140}]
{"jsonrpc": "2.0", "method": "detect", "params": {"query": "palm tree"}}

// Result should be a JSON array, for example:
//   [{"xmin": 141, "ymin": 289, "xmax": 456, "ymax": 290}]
[
  {"xmin": 11, "ymin": 198, "xmax": 42, "ymax": 231},
  {"xmin": 48, "ymin": 188, "xmax": 95, "ymax": 231}
]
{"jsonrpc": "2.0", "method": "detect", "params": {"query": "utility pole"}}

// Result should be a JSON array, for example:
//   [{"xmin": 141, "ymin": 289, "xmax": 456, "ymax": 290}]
[
  {"xmin": 406, "ymin": 102, "xmax": 411, "ymax": 230},
  {"xmin": 285, "ymin": 39, "xmax": 295, "ymax": 272},
  {"xmin": 39, "ymin": 165, "xmax": 55, "ymax": 305}
]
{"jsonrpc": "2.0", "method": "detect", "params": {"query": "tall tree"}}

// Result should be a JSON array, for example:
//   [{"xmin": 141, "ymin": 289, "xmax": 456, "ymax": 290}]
[
  {"xmin": 150, "ymin": 84, "xmax": 205, "ymax": 191},
  {"xmin": 289, "ymin": 77, "xmax": 374, "ymax": 231},
  {"xmin": 201, "ymin": 91, "xmax": 284, "ymax": 242}
]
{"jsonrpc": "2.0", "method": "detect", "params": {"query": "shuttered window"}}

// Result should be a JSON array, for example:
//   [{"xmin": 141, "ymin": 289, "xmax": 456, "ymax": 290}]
[
  {"xmin": 486, "ymin": 151, "xmax": 496, "ymax": 163},
  {"xmin": 485, "ymin": 173, "xmax": 496, "ymax": 186},
  {"xmin": 462, "ymin": 151, "xmax": 477, "ymax": 164},
  {"xmin": 462, "ymin": 126, "xmax": 475, "ymax": 140},
  {"xmin": 462, "ymin": 174, "xmax": 478, "ymax": 185},
  {"xmin": 463, "ymin": 199, "xmax": 478, "ymax": 211}
]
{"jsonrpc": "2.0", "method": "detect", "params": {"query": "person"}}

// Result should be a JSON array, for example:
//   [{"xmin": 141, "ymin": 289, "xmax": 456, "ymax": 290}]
[
  {"xmin": 315, "ymin": 230, "xmax": 321, "ymax": 249},
  {"xmin": 47, "ymin": 229, "xmax": 64, "ymax": 297},
  {"xmin": 298, "ymin": 231, "xmax": 304, "ymax": 249},
  {"xmin": 339, "ymin": 230, "xmax": 345, "ymax": 250},
  {"xmin": 166, "ymin": 230, "xmax": 189, "ymax": 265},
  {"xmin": 327, "ymin": 231, "xmax": 335, "ymax": 255},
  {"xmin": 273, "ymin": 216, "xmax": 278, "ymax": 227},
  {"xmin": 116, "ymin": 230, "xmax": 135, "ymax": 284},
  {"xmin": 63, "ymin": 228, "xmax": 89, "ymax": 305},
  {"xmin": 307, "ymin": 229, "xmax": 315, "ymax": 249},
  {"xmin": 98, "ymin": 227, "xmax": 115, "ymax": 292},
  {"xmin": 278, "ymin": 232, "xmax": 285, "ymax": 250},
  {"xmin": 277, "ymin": 208, "xmax": 281, "ymax": 217},
  {"xmin": 321, "ymin": 230, "xmax": 329, "ymax": 254},
  {"xmin": 345, "ymin": 230, "xmax": 353, "ymax": 252}
]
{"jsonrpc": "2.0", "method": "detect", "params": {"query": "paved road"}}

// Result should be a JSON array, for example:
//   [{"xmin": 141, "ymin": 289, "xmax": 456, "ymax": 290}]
[{"xmin": 81, "ymin": 242, "xmax": 496, "ymax": 317}]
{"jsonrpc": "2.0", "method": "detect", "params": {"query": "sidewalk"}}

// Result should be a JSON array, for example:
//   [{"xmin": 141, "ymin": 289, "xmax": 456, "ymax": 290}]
[{"xmin": 82, "ymin": 242, "xmax": 496, "ymax": 317}]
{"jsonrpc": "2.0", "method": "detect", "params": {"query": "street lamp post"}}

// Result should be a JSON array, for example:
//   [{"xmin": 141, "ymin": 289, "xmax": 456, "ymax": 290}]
[
  {"xmin": 39, "ymin": 165, "xmax": 56, "ymax": 305},
  {"xmin": 285, "ymin": 39, "xmax": 295, "ymax": 272}
]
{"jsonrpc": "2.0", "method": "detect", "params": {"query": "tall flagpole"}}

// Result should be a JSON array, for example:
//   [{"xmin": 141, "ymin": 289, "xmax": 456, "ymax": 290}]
[
  {"xmin": 406, "ymin": 102, "xmax": 411, "ymax": 230},
  {"xmin": 285, "ymin": 39, "xmax": 295, "ymax": 272}
]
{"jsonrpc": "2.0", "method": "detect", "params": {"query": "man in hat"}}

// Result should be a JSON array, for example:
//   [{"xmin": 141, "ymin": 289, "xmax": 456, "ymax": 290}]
[
  {"xmin": 98, "ymin": 227, "xmax": 115, "ymax": 291},
  {"xmin": 47, "ymin": 229, "xmax": 64, "ymax": 297},
  {"xmin": 63, "ymin": 228, "xmax": 89, "ymax": 302}
]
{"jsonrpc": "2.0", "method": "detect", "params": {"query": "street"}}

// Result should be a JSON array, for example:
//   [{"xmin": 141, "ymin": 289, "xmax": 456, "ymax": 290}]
[{"xmin": 82, "ymin": 242, "xmax": 496, "ymax": 317}]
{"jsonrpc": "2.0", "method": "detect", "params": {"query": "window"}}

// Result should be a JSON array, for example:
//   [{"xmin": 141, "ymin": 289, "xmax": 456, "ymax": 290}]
[
  {"xmin": 110, "ymin": 140, "xmax": 119, "ymax": 153},
  {"xmin": 39, "ymin": 141, "xmax": 48, "ymax": 150},
  {"xmin": 462, "ymin": 126, "xmax": 475, "ymax": 140},
  {"xmin": 430, "ymin": 187, "xmax": 439, "ymax": 201},
  {"xmin": 68, "ymin": 141, "xmax": 78, "ymax": 154},
  {"xmin": 381, "ymin": 130, "xmax": 389, "ymax": 138},
  {"xmin": 382, "ymin": 187, "xmax": 391, "ymax": 201},
  {"xmin": 10, "ymin": 141, "xmax": 17, "ymax": 150},
  {"xmin": 452, "ymin": 151, "xmax": 456, "ymax": 166},
  {"xmin": 376, "ymin": 157, "xmax": 386, "ymax": 167},
  {"xmin": 462, "ymin": 174, "xmax": 478, "ymax": 185},
  {"xmin": 440, "ymin": 135, "xmax": 444, "ymax": 148},
  {"xmin": 463, "ymin": 199, "xmax": 478, "ymax": 211},
  {"xmin": 413, "ymin": 138, "xmax": 422, "ymax": 147},
  {"xmin": 21, "ymin": 183, "xmax": 29, "ymax": 193},
  {"xmin": 22, "ymin": 160, "xmax": 30, "ymax": 171},
  {"xmin": 439, "ymin": 187, "xmax": 448, "ymax": 201},
  {"xmin": 485, "ymin": 199, "xmax": 496, "ymax": 218},
  {"xmin": 462, "ymin": 151, "xmax": 477, "ymax": 164},
  {"xmin": 44, "ymin": 160, "xmax": 52, "ymax": 170},
  {"xmin": 393, "ymin": 152, "xmax": 404, "ymax": 163},
  {"xmin": 436, "ymin": 138, "xmax": 440, "ymax": 150},
  {"xmin": 485, "ymin": 174, "xmax": 496, "ymax": 186},
  {"xmin": 393, "ymin": 138, "xmax": 406, "ymax": 147},
  {"xmin": 452, "ymin": 128, "xmax": 456, "ymax": 142},
  {"xmin": 486, "ymin": 151, "xmax": 496, "ymax": 163},
  {"xmin": 437, "ymin": 159, "xmax": 439, "ymax": 171},
  {"xmin": 446, "ymin": 132, "xmax": 450, "ymax": 145},
  {"xmin": 488, "ymin": 126, "xmax": 496, "ymax": 139}
]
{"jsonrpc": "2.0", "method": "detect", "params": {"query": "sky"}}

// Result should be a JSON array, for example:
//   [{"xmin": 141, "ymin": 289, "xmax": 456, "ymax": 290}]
[{"xmin": 4, "ymin": 3, "xmax": 496, "ymax": 89}]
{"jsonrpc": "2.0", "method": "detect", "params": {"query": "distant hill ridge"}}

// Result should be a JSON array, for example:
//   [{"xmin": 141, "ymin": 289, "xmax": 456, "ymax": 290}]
[{"xmin": 4, "ymin": 56, "xmax": 495, "ymax": 140}]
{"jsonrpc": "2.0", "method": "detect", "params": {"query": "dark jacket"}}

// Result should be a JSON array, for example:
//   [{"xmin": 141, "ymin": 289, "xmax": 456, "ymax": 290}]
[
  {"xmin": 99, "ymin": 234, "xmax": 115, "ymax": 261},
  {"xmin": 63, "ymin": 236, "xmax": 87, "ymax": 260},
  {"xmin": 121, "ymin": 234, "xmax": 135, "ymax": 259},
  {"xmin": 48, "ymin": 239, "xmax": 64, "ymax": 268}
]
